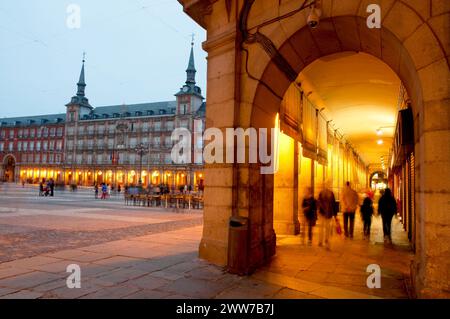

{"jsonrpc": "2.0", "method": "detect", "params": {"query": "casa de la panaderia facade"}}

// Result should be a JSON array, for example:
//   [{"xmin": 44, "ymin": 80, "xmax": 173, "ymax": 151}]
[{"xmin": 0, "ymin": 44, "xmax": 205, "ymax": 189}]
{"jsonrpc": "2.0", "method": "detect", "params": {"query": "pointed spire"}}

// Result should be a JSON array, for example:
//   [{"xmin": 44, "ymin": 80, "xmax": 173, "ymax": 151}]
[
  {"xmin": 76, "ymin": 52, "xmax": 86, "ymax": 97},
  {"xmin": 186, "ymin": 38, "xmax": 196, "ymax": 85}
]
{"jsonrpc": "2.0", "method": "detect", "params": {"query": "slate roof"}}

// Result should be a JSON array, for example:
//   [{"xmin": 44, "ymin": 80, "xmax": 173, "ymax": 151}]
[{"xmin": 0, "ymin": 113, "xmax": 66, "ymax": 127}]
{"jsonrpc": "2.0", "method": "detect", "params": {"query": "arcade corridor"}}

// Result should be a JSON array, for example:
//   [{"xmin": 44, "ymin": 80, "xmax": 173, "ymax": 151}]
[{"xmin": 180, "ymin": 0, "xmax": 450, "ymax": 298}]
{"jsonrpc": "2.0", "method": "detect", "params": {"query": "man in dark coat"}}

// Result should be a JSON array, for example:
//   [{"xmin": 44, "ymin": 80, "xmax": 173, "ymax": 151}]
[{"xmin": 378, "ymin": 188, "xmax": 397, "ymax": 243}]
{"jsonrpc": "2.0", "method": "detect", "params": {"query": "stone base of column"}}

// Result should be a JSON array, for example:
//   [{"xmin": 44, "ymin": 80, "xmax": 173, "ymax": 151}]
[{"xmin": 198, "ymin": 238, "xmax": 228, "ymax": 266}]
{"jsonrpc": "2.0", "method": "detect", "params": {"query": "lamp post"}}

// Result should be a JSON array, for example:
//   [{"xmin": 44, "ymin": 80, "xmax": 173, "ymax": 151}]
[{"xmin": 135, "ymin": 143, "xmax": 149, "ymax": 186}]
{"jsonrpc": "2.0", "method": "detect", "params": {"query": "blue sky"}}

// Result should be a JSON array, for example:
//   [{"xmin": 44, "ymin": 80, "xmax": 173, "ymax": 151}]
[{"xmin": 0, "ymin": 0, "xmax": 206, "ymax": 117}]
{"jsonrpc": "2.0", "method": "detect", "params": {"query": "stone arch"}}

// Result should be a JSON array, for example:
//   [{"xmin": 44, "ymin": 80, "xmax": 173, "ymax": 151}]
[
  {"xmin": 2, "ymin": 154, "xmax": 17, "ymax": 183},
  {"xmin": 186, "ymin": 0, "xmax": 450, "ymax": 297},
  {"xmin": 242, "ymin": 9, "xmax": 449, "ymax": 298}
]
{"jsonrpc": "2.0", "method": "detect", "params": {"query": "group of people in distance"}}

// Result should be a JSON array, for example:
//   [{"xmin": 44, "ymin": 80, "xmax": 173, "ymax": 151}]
[
  {"xmin": 301, "ymin": 181, "xmax": 398, "ymax": 249},
  {"xmin": 94, "ymin": 183, "xmax": 120, "ymax": 200},
  {"xmin": 38, "ymin": 178, "xmax": 55, "ymax": 197}
]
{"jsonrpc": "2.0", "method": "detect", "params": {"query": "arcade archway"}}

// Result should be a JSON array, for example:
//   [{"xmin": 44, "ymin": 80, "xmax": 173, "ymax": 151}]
[
  {"xmin": 181, "ymin": 0, "xmax": 450, "ymax": 298},
  {"xmin": 3, "ymin": 155, "xmax": 16, "ymax": 183}
]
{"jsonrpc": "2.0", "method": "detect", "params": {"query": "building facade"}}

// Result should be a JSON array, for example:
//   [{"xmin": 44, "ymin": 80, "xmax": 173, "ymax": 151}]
[{"xmin": 0, "ymin": 44, "xmax": 205, "ymax": 189}]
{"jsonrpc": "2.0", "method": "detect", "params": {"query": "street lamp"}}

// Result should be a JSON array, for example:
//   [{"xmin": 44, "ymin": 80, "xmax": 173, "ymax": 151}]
[{"xmin": 135, "ymin": 142, "xmax": 149, "ymax": 186}]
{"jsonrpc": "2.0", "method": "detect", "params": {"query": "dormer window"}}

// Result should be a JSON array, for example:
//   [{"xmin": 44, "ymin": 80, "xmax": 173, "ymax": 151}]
[
  {"xmin": 147, "ymin": 110, "xmax": 154, "ymax": 116},
  {"xmin": 135, "ymin": 111, "xmax": 142, "ymax": 117}
]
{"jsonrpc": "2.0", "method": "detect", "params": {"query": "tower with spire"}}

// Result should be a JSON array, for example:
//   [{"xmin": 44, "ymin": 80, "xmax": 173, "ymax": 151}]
[
  {"xmin": 175, "ymin": 40, "xmax": 204, "ymax": 116},
  {"xmin": 65, "ymin": 54, "xmax": 93, "ymax": 122}
]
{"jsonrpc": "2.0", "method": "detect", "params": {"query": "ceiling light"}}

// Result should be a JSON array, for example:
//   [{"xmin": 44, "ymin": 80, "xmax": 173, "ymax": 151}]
[{"xmin": 377, "ymin": 139, "xmax": 383, "ymax": 145}]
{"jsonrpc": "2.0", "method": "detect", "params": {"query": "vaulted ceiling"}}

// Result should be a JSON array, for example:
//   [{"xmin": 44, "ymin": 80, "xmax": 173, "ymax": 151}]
[{"xmin": 298, "ymin": 52, "xmax": 401, "ymax": 165}]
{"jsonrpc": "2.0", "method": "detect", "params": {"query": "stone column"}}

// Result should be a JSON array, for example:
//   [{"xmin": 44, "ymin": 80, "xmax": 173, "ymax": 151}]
[{"xmin": 273, "ymin": 134, "xmax": 299, "ymax": 234}]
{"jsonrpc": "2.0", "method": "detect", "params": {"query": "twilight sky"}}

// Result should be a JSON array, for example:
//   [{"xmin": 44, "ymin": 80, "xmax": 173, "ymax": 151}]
[{"xmin": 0, "ymin": 0, "xmax": 206, "ymax": 118}]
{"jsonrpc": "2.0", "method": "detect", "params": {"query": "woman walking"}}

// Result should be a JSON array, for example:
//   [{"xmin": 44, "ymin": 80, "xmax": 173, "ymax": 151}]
[
  {"xmin": 301, "ymin": 187, "xmax": 317, "ymax": 245},
  {"xmin": 360, "ymin": 196, "xmax": 374, "ymax": 239},
  {"xmin": 378, "ymin": 188, "xmax": 397, "ymax": 243}
]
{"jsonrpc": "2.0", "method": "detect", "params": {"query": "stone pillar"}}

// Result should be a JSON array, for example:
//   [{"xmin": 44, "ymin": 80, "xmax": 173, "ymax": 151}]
[
  {"xmin": 413, "ymin": 94, "xmax": 450, "ymax": 298},
  {"xmin": 273, "ymin": 133, "xmax": 299, "ymax": 234}
]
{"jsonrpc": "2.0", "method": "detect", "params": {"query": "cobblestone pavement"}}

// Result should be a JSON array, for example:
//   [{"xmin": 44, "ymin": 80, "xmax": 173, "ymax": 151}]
[
  {"xmin": 0, "ymin": 184, "xmax": 413, "ymax": 299},
  {"xmin": 0, "ymin": 184, "xmax": 202, "ymax": 262}
]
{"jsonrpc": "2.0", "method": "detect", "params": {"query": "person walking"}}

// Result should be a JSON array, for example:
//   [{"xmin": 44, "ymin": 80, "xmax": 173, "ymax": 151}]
[
  {"xmin": 378, "ymin": 188, "xmax": 397, "ymax": 243},
  {"xmin": 301, "ymin": 187, "xmax": 317, "ymax": 245},
  {"xmin": 49, "ymin": 179, "xmax": 55, "ymax": 197},
  {"xmin": 360, "ymin": 196, "xmax": 374, "ymax": 239},
  {"xmin": 94, "ymin": 184, "xmax": 99, "ymax": 199},
  {"xmin": 317, "ymin": 181, "xmax": 338, "ymax": 250},
  {"xmin": 341, "ymin": 181, "xmax": 359, "ymax": 239},
  {"xmin": 39, "ymin": 181, "xmax": 44, "ymax": 197},
  {"xmin": 101, "ymin": 183, "xmax": 108, "ymax": 200}
]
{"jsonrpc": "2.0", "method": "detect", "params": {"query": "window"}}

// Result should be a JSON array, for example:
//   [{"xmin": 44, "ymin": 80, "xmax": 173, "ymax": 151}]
[
  {"xmin": 166, "ymin": 121, "xmax": 174, "ymax": 131},
  {"xmin": 57, "ymin": 127, "xmax": 63, "ymax": 137},
  {"xmin": 165, "ymin": 136, "xmax": 172, "ymax": 147},
  {"xmin": 153, "ymin": 136, "xmax": 160, "ymax": 146},
  {"xmin": 55, "ymin": 154, "xmax": 61, "ymax": 164},
  {"xmin": 36, "ymin": 142, "xmax": 41, "ymax": 151},
  {"xmin": 0, "ymin": 142, "xmax": 3, "ymax": 151},
  {"xmin": 43, "ymin": 141, "xmax": 48, "ymax": 151},
  {"xmin": 96, "ymin": 154, "xmax": 103, "ymax": 164},
  {"xmin": 87, "ymin": 154, "xmax": 93, "ymax": 164},
  {"xmin": 142, "ymin": 122, "xmax": 149, "ymax": 132},
  {"xmin": 42, "ymin": 154, "xmax": 47, "ymax": 163},
  {"xmin": 9, "ymin": 142, "xmax": 13, "ymax": 151},
  {"xmin": 50, "ymin": 128, "xmax": 55, "ymax": 137},
  {"xmin": 30, "ymin": 129, "xmax": 35, "ymax": 138},
  {"xmin": 17, "ymin": 142, "xmax": 22, "ymax": 151},
  {"xmin": 88, "ymin": 125, "xmax": 94, "ymax": 134},
  {"xmin": 49, "ymin": 154, "xmax": 54, "ymax": 163},
  {"xmin": 76, "ymin": 155, "xmax": 82, "ymax": 164},
  {"xmin": 35, "ymin": 155, "xmax": 40, "ymax": 163},
  {"xmin": 25, "ymin": 142, "xmax": 30, "ymax": 151},
  {"xmin": 24, "ymin": 129, "xmax": 29, "ymax": 137},
  {"xmin": 129, "ymin": 153, "xmax": 136, "ymax": 164},
  {"xmin": 18, "ymin": 129, "xmax": 23, "ymax": 137},
  {"xmin": 108, "ymin": 138, "xmax": 114, "ymax": 148},
  {"xmin": 56, "ymin": 140, "xmax": 62, "ymax": 150},
  {"xmin": 9, "ymin": 130, "xmax": 14, "ymax": 138},
  {"xmin": 130, "ymin": 137, "xmax": 137, "ymax": 148},
  {"xmin": 154, "ymin": 121, "xmax": 161, "ymax": 131},
  {"xmin": 49, "ymin": 140, "xmax": 55, "ymax": 150},
  {"xmin": 28, "ymin": 154, "xmax": 33, "ymax": 163},
  {"xmin": 97, "ymin": 125, "xmax": 105, "ymax": 135},
  {"xmin": 0, "ymin": 130, "xmax": 5, "ymax": 138},
  {"xmin": 164, "ymin": 153, "xmax": 172, "ymax": 164},
  {"xmin": 67, "ymin": 127, "xmax": 74, "ymax": 136},
  {"xmin": 70, "ymin": 112, "xmax": 75, "ymax": 122}
]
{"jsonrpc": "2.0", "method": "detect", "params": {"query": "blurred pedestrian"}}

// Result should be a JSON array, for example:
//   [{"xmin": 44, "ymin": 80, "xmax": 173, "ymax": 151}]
[
  {"xmin": 360, "ymin": 197, "xmax": 374, "ymax": 239},
  {"xmin": 378, "ymin": 188, "xmax": 397, "ymax": 243},
  {"xmin": 301, "ymin": 187, "xmax": 317, "ymax": 245},
  {"xmin": 317, "ymin": 180, "xmax": 338, "ymax": 250},
  {"xmin": 341, "ymin": 181, "xmax": 359, "ymax": 238},
  {"xmin": 94, "ymin": 184, "xmax": 99, "ymax": 199},
  {"xmin": 101, "ymin": 183, "xmax": 107, "ymax": 200}
]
